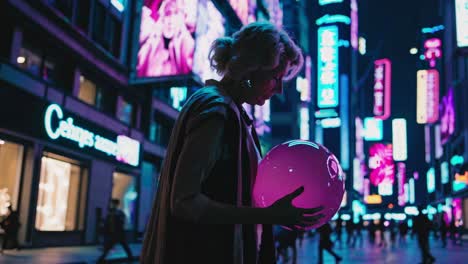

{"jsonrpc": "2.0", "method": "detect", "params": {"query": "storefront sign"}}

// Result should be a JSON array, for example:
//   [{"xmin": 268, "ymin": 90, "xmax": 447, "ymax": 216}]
[
  {"xmin": 44, "ymin": 104, "xmax": 140, "ymax": 166},
  {"xmin": 455, "ymin": 0, "xmax": 468, "ymax": 47},
  {"xmin": 417, "ymin": 69, "xmax": 439, "ymax": 124},
  {"xmin": 424, "ymin": 38, "xmax": 442, "ymax": 68},
  {"xmin": 373, "ymin": 59, "xmax": 391, "ymax": 120}
]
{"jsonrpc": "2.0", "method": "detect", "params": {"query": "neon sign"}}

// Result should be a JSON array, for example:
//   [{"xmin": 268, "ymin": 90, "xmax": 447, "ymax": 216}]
[
  {"xmin": 392, "ymin": 118, "xmax": 407, "ymax": 161},
  {"xmin": 440, "ymin": 88, "xmax": 455, "ymax": 144},
  {"xmin": 317, "ymin": 26, "xmax": 339, "ymax": 108},
  {"xmin": 299, "ymin": 106, "xmax": 309, "ymax": 140},
  {"xmin": 44, "ymin": 104, "xmax": 140, "ymax": 166},
  {"xmin": 350, "ymin": 0, "xmax": 358, "ymax": 50},
  {"xmin": 409, "ymin": 178, "xmax": 415, "ymax": 204},
  {"xmin": 417, "ymin": 69, "xmax": 439, "ymax": 124},
  {"xmin": 455, "ymin": 0, "xmax": 468, "ymax": 47},
  {"xmin": 397, "ymin": 162, "xmax": 406, "ymax": 206},
  {"xmin": 359, "ymin": 37, "xmax": 366, "ymax": 55},
  {"xmin": 111, "ymin": 0, "xmax": 125, "ymax": 12},
  {"xmin": 427, "ymin": 167, "xmax": 436, "ymax": 193},
  {"xmin": 441, "ymin": 161, "xmax": 449, "ymax": 184},
  {"xmin": 319, "ymin": 0, "xmax": 343, "ymax": 5},
  {"xmin": 316, "ymin": 14, "xmax": 350, "ymax": 26},
  {"xmin": 364, "ymin": 117, "xmax": 383, "ymax": 141},
  {"xmin": 422, "ymin": 25, "xmax": 445, "ymax": 34},
  {"xmin": 369, "ymin": 143, "xmax": 394, "ymax": 186},
  {"xmin": 373, "ymin": 59, "xmax": 391, "ymax": 120},
  {"xmin": 295, "ymin": 56, "xmax": 312, "ymax": 102},
  {"xmin": 424, "ymin": 38, "xmax": 442, "ymax": 68}
]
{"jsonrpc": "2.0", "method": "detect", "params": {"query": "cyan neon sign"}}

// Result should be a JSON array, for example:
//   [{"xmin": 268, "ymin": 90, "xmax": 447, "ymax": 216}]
[
  {"xmin": 317, "ymin": 25, "xmax": 339, "ymax": 108},
  {"xmin": 316, "ymin": 14, "xmax": 351, "ymax": 26},
  {"xmin": 44, "ymin": 104, "xmax": 140, "ymax": 166},
  {"xmin": 319, "ymin": 0, "xmax": 344, "ymax": 6}
]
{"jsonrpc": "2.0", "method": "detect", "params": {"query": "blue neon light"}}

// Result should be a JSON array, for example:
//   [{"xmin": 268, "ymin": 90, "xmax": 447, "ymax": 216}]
[
  {"xmin": 111, "ymin": 0, "xmax": 125, "ymax": 12},
  {"xmin": 363, "ymin": 117, "xmax": 383, "ymax": 141},
  {"xmin": 421, "ymin": 25, "xmax": 445, "ymax": 34},
  {"xmin": 427, "ymin": 167, "xmax": 435, "ymax": 193},
  {"xmin": 316, "ymin": 14, "xmax": 351, "ymax": 26},
  {"xmin": 319, "ymin": 0, "xmax": 344, "ymax": 5},
  {"xmin": 317, "ymin": 26, "xmax": 339, "ymax": 108}
]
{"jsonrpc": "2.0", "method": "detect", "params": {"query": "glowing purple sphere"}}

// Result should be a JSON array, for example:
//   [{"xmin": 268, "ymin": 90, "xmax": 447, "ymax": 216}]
[{"xmin": 253, "ymin": 140, "xmax": 345, "ymax": 230}]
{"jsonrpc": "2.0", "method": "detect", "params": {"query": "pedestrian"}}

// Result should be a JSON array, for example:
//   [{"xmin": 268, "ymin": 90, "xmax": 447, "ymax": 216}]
[
  {"xmin": 398, "ymin": 220, "xmax": 408, "ymax": 243},
  {"xmin": 0, "ymin": 206, "xmax": 20, "ymax": 253},
  {"xmin": 97, "ymin": 199, "xmax": 133, "ymax": 263},
  {"xmin": 335, "ymin": 217, "xmax": 343, "ymax": 246},
  {"xmin": 414, "ymin": 205, "xmax": 436, "ymax": 263},
  {"xmin": 140, "ymin": 21, "xmax": 324, "ymax": 264},
  {"xmin": 440, "ymin": 216, "xmax": 448, "ymax": 248},
  {"xmin": 389, "ymin": 219, "xmax": 397, "ymax": 247},
  {"xmin": 275, "ymin": 226, "xmax": 298, "ymax": 264},
  {"xmin": 352, "ymin": 216, "xmax": 364, "ymax": 247},
  {"xmin": 377, "ymin": 219, "xmax": 387, "ymax": 247},
  {"xmin": 345, "ymin": 220, "xmax": 355, "ymax": 246},
  {"xmin": 318, "ymin": 222, "xmax": 342, "ymax": 263}
]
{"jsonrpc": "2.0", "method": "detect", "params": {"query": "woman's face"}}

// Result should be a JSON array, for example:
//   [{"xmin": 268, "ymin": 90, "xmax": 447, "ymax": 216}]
[{"xmin": 243, "ymin": 67, "xmax": 287, "ymax": 106}]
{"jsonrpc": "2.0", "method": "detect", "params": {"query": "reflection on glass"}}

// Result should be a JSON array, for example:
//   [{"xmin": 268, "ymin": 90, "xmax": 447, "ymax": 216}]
[
  {"xmin": 0, "ymin": 140, "xmax": 23, "ymax": 217},
  {"xmin": 112, "ymin": 172, "xmax": 137, "ymax": 230}
]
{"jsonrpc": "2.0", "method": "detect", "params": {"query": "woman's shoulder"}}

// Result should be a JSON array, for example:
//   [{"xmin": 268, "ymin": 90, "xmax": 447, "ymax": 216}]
[{"xmin": 184, "ymin": 81, "xmax": 235, "ymax": 112}]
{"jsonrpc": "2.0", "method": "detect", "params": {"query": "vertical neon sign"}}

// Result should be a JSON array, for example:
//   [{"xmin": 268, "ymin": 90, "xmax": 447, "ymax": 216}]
[
  {"xmin": 455, "ymin": 0, "xmax": 468, "ymax": 47},
  {"xmin": 392, "ymin": 118, "xmax": 407, "ymax": 161},
  {"xmin": 427, "ymin": 167, "xmax": 435, "ymax": 193},
  {"xmin": 317, "ymin": 26, "xmax": 339, "ymax": 108},
  {"xmin": 424, "ymin": 38, "xmax": 442, "ymax": 68},
  {"xmin": 350, "ymin": 0, "xmax": 358, "ymax": 50},
  {"xmin": 373, "ymin": 59, "xmax": 391, "ymax": 120},
  {"xmin": 397, "ymin": 163, "xmax": 406, "ymax": 206},
  {"xmin": 417, "ymin": 69, "xmax": 439, "ymax": 124}
]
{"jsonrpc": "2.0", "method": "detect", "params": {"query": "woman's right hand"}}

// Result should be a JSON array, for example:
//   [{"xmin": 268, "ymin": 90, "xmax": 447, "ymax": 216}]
[{"xmin": 266, "ymin": 186, "xmax": 324, "ymax": 229}]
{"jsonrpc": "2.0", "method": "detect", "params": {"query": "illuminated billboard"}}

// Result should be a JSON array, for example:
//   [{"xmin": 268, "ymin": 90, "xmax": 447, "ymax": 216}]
[
  {"xmin": 193, "ymin": 0, "xmax": 225, "ymax": 82},
  {"xmin": 229, "ymin": 0, "xmax": 256, "ymax": 24},
  {"xmin": 440, "ymin": 88, "xmax": 455, "ymax": 144},
  {"xmin": 455, "ymin": 0, "xmax": 468, "ymax": 47},
  {"xmin": 392, "ymin": 118, "xmax": 407, "ymax": 161},
  {"xmin": 317, "ymin": 26, "xmax": 339, "ymax": 108},
  {"xmin": 368, "ymin": 143, "xmax": 394, "ymax": 187},
  {"xmin": 373, "ymin": 59, "xmax": 391, "ymax": 120},
  {"xmin": 137, "ymin": 0, "xmax": 198, "ymax": 77},
  {"xmin": 417, "ymin": 69, "xmax": 439, "ymax": 124}
]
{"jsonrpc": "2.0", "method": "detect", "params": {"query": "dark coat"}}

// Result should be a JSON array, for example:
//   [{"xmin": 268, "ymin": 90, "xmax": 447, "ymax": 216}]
[{"xmin": 140, "ymin": 84, "xmax": 275, "ymax": 264}]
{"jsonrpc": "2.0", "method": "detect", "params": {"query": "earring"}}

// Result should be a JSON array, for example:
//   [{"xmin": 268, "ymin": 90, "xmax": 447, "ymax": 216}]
[{"xmin": 242, "ymin": 79, "xmax": 252, "ymax": 89}]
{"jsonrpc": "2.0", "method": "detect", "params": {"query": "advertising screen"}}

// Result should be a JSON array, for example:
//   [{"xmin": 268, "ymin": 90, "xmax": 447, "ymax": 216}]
[
  {"xmin": 193, "ymin": 0, "xmax": 225, "ymax": 82},
  {"xmin": 137, "ymin": 0, "xmax": 198, "ymax": 77}
]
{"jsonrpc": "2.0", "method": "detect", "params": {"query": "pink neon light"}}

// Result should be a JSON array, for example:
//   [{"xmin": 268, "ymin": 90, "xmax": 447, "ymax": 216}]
[
  {"xmin": 350, "ymin": 0, "xmax": 358, "ymax": 50},
  {"xmin": 424, "ymin": 38, "xmax": 442, "ymax": 68},
  {"xmin": 426, "ymin": 69, "xmax": 440, "ymax": 123},
  {"xmin": 440, "ymin": 88, "xmax": 455, "ymax": 144},
  {"xmin": 369, "ymin": 143, "xmax": 394, "ymax": 186},
  {"xmin": 413, "ymin": 171, "xmax": 419, "ymax": 180},
  {"xmin": 373, "ymin": 59, "xmax": 391, "ymax": 120},
  {"xmin": 397, "ymin": 162, "xmax": 406, "ymax": 206}
]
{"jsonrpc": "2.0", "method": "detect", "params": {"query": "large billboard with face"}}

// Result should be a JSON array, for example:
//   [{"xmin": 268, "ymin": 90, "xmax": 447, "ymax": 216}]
[{"xmin": 137, "ymin": 0, "xmax": 198, "ymax": 77}]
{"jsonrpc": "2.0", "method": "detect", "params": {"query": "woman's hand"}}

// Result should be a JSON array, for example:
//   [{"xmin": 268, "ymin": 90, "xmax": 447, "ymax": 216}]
[{"xmin": 266, "ymin": 186, "xmax": 324, "ymax": 229}]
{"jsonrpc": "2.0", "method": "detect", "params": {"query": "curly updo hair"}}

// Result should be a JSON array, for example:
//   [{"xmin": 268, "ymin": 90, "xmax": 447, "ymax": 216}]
[{"xmin": 209, "ymin": 22, "xmax": 304, "ymax": 81}]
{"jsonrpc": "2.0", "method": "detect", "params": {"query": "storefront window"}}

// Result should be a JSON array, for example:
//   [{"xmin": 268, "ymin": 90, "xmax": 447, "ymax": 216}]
[
  {"xmin": 116, "ymin": 97, "xmax": 134, "ymax": 126},
  {"xmin": 0, "ymin": 140, "xmax": 23, "ymax": 217},
  {"xmin": 112, "ymin": 172, "xmax": 137, "ymax": 230},
  {"xmin": 35, "ymin": 155, "xmax": 87, "ymax": 231}
]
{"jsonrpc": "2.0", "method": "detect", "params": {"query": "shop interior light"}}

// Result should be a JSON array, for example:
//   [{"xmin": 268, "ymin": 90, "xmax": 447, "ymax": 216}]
[
  {"xmin": 16, "ymin": 56, "xmax": 25, "ymax": 64},
  {"xmin": 0, "ymin": 139, "xmax": 5, "ymax": 144},
  {"xmin": 409, "ymin": 48, "xmax": 418, "ymax": 54}
]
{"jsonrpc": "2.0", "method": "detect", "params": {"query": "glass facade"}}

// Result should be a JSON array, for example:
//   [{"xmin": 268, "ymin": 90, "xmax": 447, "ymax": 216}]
[
  {"xmin": 112, "ymin": 172, "xmax": 137, "ymax": 230},
  {"xmin": 0, "ymin": 140, "xmax": 23, "ymax": 217},
  {"xmin": 35, "ymin": 154, "xmax": 87, "ymax": 231}
]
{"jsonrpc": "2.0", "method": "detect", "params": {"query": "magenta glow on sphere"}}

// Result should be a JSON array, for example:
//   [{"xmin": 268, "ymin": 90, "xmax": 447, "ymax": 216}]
[{"xmin": 253, "ymin": 140, "xmax": 345, "ymax": 230}]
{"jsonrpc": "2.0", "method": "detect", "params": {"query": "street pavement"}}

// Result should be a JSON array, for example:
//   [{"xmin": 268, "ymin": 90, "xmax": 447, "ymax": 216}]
[{"xmin": 0, "ymin": 233, "xmax": 466, "ymax": 263}]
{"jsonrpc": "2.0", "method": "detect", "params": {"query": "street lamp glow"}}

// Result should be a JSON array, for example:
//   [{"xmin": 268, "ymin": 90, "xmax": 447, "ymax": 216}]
[
  {"xmin": 17, "ymin": 56, "xmax": 25, "ymax": 64},
  {"xmin": 410, "ymin": 47, "xmax": 418, "ymax": 54}
]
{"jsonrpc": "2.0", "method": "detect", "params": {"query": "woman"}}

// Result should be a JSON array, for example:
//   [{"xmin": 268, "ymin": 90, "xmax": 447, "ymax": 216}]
[{"xmin": 141, "ymin": 22, "xmax": 324, "ymax": 264}]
